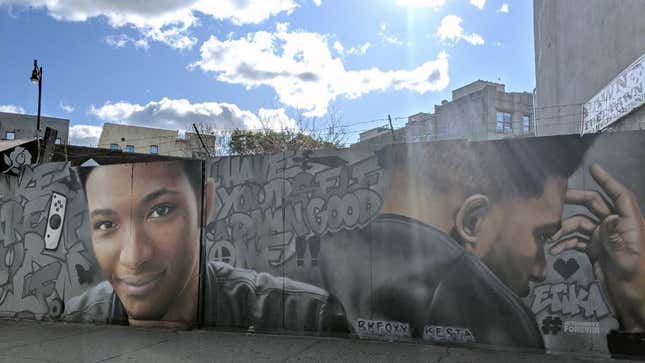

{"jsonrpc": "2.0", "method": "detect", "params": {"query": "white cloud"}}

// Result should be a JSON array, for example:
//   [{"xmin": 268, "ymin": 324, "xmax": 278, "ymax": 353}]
[
  {"xmin": 347, "ymin": 42, "xmax": 371, "ymax": 55},
  {"xmin": 0, "ymin": 0, "xmax": 298, "ymax": 49},
  {"xmin": 435, "ymin": 15, "xmax": 484, "ymax": 46},
  {"xmin": 59, "ymin": 101, "xmax": 75, "ymax": 113},
  {"xmin": 493, "ymin": 41, "xmax": 503, "ymax": 47},
  {"xmin": 69, "ymin": 124, "xmax": 102, "ymax": 146},
  {"xmin": 257, "ymin": 108, "xmax": 297, "ymax": 130},
  {"xmin": 105, "ymin": 33, "xmax": 149, "ymax": 49},
  {"xmin": 0, "ymin": 104, "xmax": 25, "ymax": 114},
  {"xmin": 498, "ymin": 3, "xmax": 509, "ymax": 13},
  {"xmin": 379, "ymin": 22, "xmax": 403, "ymax": 46},
  {"xmin": 105, "ymin": 34, "xmax": 129, "ymax": 48},
  {"xmin": 333, "ymin": 40, "xmax": 371, "ymax": 56},
  {"xmin": 89, "ymin": 97, "xmax": 298, "ymax": 132},
  {"xmin": 469, "ymin": 0, "xmax": 485, "ymax": 10},
  {"xmin": 191, "ymin": 24, "xmax": 450, "ymax": 117},
  {"xmin": 313, "ymin": 0, "xmax": 322, "ymax": 6},
  {"xmin": 333, "ymin": 41, "xmax": 344, "ymax": 55},
  {"xmin": 395, "ymin": 0, "xmax": 445, "ymax": 9}
]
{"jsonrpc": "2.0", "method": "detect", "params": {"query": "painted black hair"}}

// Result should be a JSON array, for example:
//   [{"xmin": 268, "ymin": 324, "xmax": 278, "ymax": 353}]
[
  {"xmin": 378, "ymin": 134, "xmax": 595, "ymax": 200},
  {"xmin": 76, "ymin": 160, "xmax": 202, "ymax": 197}
]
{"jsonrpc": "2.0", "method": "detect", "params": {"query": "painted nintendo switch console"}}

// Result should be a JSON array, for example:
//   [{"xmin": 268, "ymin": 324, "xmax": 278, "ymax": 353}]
[{"xmin": 45, "ymin": 192, "xmax": 67, "ymax": 250}]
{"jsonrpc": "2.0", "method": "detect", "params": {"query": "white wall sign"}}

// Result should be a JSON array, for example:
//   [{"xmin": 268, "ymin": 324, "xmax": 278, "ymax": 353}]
[{"xmin": 581, "ymin": 52, "xmax": 645, "ymax": 135}]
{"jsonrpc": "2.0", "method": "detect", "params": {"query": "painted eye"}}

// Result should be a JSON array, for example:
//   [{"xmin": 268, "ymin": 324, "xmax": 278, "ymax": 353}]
[
  {"xmin": 148, "ymin": 204, "xmax": 174, "ymax": 219},
  {"xmin": 95, "ymin": 221, "xmax": 115, "ymax": 231}
]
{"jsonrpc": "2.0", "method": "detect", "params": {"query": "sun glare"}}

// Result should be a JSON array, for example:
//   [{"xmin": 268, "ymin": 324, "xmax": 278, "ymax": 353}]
[{"xmin": 395, "ymin": 0, "xmax": 446, "ymax": 8}]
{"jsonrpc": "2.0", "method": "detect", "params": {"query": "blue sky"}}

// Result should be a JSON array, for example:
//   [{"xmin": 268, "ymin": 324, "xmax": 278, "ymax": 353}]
[{"xmin": 0, "ymin": 0, "xmax": 534, "ymax": 146}]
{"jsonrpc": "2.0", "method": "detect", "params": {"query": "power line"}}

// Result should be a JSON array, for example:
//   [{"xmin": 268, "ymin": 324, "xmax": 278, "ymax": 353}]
[
  {"xmin": 80, "ymin": 101, "xmax": 602, "ymax": 146},
  {"xmin": 69, "ymin": 97, "xmax": 634, "ymax": 157}
]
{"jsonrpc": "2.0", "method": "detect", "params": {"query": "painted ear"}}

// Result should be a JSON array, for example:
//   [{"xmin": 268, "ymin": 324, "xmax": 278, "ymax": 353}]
[{"xmin": 455, "ymin": 194, "xmax": 490, "ymax": 252}]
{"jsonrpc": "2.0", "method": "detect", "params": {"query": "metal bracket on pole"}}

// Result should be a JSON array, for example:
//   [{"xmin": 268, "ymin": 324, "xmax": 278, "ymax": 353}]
[{"xmin": 41, "ymin": 127, "xmax": 57, "ymax": 163}]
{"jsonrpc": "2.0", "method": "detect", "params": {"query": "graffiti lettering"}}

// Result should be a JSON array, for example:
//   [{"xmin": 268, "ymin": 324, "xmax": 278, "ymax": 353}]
[
  {"xmin": 356, "ymin": 319, "xmax": 411, "ymax": 338},
  {"xmin": 563, "ymin": 321, "xmax": 600, "ymax": 335},
  {"xmin": 0, "ymin": 162, "xmax": 95, "ymax": 320},
  {"xmin": 541, "ymin": 316, "xmax": 563, "ymax": 335},
  {"xmin": 531, "ymin": 282, "xmax": 610, "ymax": 319},
  {"xmin": 208, "ymin": 152, "xmax": 386, "ymax": 267},
  {"xmin": 423, "ymin": 325, "xmax": 476, "ymax": 343}
]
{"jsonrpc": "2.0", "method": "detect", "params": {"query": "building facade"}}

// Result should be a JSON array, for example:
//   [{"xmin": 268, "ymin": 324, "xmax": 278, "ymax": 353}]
[
  {"xmin": 533, "ymin": 0, "xmax": 645, "ymax": 136},
  {"xmin": 97, "ymin": 123, "xmax": 216, "ymax": 158},
  {"xmin": 0, "ymin": 112, "xmax": 69, "ymax": 144},
  {"xmin": 354, "ymin": 80, "xmax": 533, "ymax": 149}
]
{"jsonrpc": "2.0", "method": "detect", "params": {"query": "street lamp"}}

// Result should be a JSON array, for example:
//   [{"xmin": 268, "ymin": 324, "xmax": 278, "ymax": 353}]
[{"xmin": 30, "ymin": 59, "xmax": 43, "ymax": 138}]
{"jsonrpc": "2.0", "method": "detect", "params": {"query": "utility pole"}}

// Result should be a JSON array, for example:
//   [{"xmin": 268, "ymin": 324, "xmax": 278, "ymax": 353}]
[
  {"xmin": 193, "ymin": 123, "xmax": 212, "ymax": 158},
  {"xmin": 388, "ymin": 114, "xmax": 396, "ymax": 142},
  {"xmin": 30, "ymin": 60, "xmax": 43, "ymax": 136},
  {"xmin": 30, "ymin": 59, "xmax": 44, "ymax": 163}
]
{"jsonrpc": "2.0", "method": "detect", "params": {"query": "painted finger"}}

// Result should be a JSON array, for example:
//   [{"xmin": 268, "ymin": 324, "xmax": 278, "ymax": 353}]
[
  {"xmin": 588, "ymin": 224, "xmax": 604, "ymax": 262},
  {"xmin": 593, "ymin": 261, "xmax": 605, "ymax": 285},
  {"xmin": 575, "ymin": 241, "xmax": 588, "ymax": 250},
  {"xmin": 599, "ymin": 215, "xmax": 643, "ymax": 275},
  {"xmin": 565, "ymin": 189, "xmax": 612, "ymax": 219},
  {"xmin": 599, "ymin": 215, "xmax": 621, "ymax": 251},
  {"xmin": 590, "ymin": 164, "xmax": 640, "ymax": 218},
  {"xmin": 551, "ymin": 214, "xmax": 598, "ymax": 241},
  {"xmin": 590, "ymin": 164, "xmax": 629, "ymax": 201},
  {"xmin": 549, "ymin": 235, "xmax": 590, "ymax": 255}
]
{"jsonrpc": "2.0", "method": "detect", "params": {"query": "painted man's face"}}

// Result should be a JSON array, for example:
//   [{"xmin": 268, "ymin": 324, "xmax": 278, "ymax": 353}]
[
  {"xmin": 85, "ymin": 162, "xmax": 200, "ymax": 320},
  {"xmin": 477, "ymin": 176, "xmax": 567, "ymax": 297}
]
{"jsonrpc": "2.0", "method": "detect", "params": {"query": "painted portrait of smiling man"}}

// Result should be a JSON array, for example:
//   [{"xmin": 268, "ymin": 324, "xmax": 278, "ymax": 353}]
[
  {"xmin": 67, "ymin": 160, "xmax": 205, "ymax": 327},
  {"xmin": 67, "ymin": 159, "xmax": 348, "ymax": 332}
]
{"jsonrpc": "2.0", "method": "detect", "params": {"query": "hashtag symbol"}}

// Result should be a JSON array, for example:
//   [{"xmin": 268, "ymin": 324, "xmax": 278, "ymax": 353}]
[{"xmin": 541, "ymin": 316, "xmax": 563, "ymax": 335}]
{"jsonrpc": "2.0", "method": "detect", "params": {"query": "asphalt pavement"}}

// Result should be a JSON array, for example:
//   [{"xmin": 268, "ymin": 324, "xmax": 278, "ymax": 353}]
[{"xmin": 0, "ymin": 319, "xmax": 639, "ymax": 363}]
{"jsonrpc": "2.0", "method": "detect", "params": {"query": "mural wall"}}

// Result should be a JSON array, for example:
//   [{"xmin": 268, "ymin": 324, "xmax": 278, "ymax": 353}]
[
  {"xmin": 0, "ymin": 161, "xmax": 97, "ymax": 321},
  {"xmin": 1, "ymin": 132, "xmax": 645, "ymax": 358}
]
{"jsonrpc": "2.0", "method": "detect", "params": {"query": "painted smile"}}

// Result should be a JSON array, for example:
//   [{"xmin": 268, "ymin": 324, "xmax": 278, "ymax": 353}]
[{"xmin": 114, "ymin": 270, "xmax": 166, "ymax": 297}]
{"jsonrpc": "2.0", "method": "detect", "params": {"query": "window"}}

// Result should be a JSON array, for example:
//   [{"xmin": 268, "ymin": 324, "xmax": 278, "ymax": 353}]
[
  {"xmin": 522, "ymin": 115, "xmax": 531, "ymax": 133},
  {"xmin": 55, "ymin": 138, "xmax": 61, "ymax": 145},
  {"xmin": 496, "ymin": 111, "xmax": 512, "ymax": 133},
  {"xmin": 110, "ymin": 143, "xmax": 119, "ymax": 150},
  {"xmin": 5, "ymin": 131, "xmax": 15, "ymax": 140},
  {"xmin": 125, "ymin": 145, "xmax": 135, "ymax": 153},
  {"xmin": 150, "ymin": 145, "xmax": 158, "ymax": 154}
]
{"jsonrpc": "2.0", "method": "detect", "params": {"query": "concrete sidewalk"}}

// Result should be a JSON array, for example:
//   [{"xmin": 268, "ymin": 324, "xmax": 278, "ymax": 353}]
[{"xmin": 0, "ymin": 320, "xmax": 638, "ymax": 363}]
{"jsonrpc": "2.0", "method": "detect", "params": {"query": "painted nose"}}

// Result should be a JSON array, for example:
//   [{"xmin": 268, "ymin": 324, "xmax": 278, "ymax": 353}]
[{"xmin": 119, "ymin": 222, "xmax": 154, "ymax": 270}]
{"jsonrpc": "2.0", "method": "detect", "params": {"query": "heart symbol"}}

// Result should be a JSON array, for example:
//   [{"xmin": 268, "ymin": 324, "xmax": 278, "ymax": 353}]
[{"xmin": 553, "ymin": 258, "xmax": 580, "ymax": 280}]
